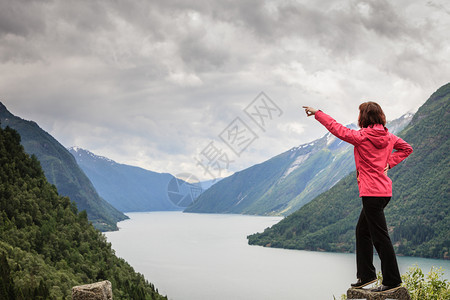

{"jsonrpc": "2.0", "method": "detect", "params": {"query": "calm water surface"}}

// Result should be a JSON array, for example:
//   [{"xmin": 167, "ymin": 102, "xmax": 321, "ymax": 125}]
[{"xmin": 105, "ymin": 212, "xmax": 450, "ymax": 300}]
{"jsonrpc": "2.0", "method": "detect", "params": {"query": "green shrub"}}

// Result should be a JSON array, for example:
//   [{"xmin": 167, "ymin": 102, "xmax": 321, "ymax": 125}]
[
  {"xmin": 402, "ymin": 265, "xmax": 450, "ymax": 300},
  {"xmin": 336, "ymin": 265, "xmax": 449, "ymax": 299}
]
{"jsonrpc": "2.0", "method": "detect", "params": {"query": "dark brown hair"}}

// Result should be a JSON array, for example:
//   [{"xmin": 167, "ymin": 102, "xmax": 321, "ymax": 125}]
[{"xmin": 358, "ymin": 101, "xmax": 386, "ymax": 128}]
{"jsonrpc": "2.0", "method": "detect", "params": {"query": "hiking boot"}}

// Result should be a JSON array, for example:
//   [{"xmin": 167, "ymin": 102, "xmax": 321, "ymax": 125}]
[
  {"xmin": 370, "ymin": 284, "xmax": 401, "ymax": 293},
  {"xmin": 350, "ymin": 278, "xmax": 377, "ymax": 288}
]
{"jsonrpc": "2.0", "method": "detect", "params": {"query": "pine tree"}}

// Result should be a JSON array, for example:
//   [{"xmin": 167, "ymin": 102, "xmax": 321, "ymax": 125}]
[{"xmin": 0, "ymin": 252, "xmax": 15, "ymax": 300}]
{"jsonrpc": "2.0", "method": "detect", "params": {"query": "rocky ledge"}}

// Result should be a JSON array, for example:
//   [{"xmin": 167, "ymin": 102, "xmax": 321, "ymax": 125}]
[
  {"xmin": 346, "ymin": 286, "xmax": 410, "ymax": 300},
  {"xmin": 72, "ymin": 280, "xmax": 113, "ymax": 300}
]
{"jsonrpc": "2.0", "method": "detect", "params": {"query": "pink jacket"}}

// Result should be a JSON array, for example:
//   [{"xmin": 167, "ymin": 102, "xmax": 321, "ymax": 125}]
[{"xmin": 315, "ymin": 110, "xmax": 413, "ymax": 197}]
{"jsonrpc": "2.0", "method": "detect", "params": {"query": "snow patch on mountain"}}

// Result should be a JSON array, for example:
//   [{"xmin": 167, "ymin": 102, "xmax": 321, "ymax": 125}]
[
  {"xmin": 326, "ymin": 132, "xmax": 336, "ymax": 146},
  {"xmin": 281, "ymin": 153, "xmax": 311, "ymax": 179},
  {"xmin": 68, "ymin": 146, "xmax": 116, "ymax": 164}
]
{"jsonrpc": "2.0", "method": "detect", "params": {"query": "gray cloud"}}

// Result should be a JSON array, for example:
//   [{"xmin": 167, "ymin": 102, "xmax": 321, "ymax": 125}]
[
  {"xmin": 0, "ymin": 0, "xmax": 47, "ymax": 37},
  {"xmin": 1, "ymin": 0, "xmax": 449, "ymax": 179}
]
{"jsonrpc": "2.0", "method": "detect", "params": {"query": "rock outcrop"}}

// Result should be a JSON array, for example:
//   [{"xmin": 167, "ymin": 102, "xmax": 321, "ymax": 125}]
[
  {"xmin": 346, "ymin": 287, "xmax": 410, "ymax": 300},
  {"xmin": 72, "ymin": 280, "xmax": 113, "ymax": 300}
]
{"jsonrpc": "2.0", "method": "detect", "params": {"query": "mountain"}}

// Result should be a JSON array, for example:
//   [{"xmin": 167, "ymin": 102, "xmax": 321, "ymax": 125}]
[
  {"xmin": 248, "ymin": 83, "xmax": 450, "ymax": 259},
  {"xmin": 200, "ymin": 178, "xmax": 222, "ymax": 190},
  {"xmin": 0, "ymin": 103, "xmax": 126, "ymax": 231},
  {"xmin": 0, "ymin": 125, "xmax": 166, "ymax": 299},
  {"xmin": 185, "ymin": 114, "xmax": 412, "ymax": 216},
  {"xmin": 69, "ymin": 147, "xmax": 200, "ymax": 212}
]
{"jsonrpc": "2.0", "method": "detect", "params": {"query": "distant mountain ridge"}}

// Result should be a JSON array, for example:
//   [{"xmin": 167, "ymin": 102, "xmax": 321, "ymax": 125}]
[
  {"xmin": 248, "ymin": 83, "xmax": 450, "ymax": 259},
  {"xmin": 69, "ymin": 147, "xmax": 204, "ymax": 212},
  {"xmin": 185, "ymin": 113, "xmax": 412, "ymax": 216},
  {"xmin": 0, "ymin": 102, "xmax": 126, "ymax": 231}
]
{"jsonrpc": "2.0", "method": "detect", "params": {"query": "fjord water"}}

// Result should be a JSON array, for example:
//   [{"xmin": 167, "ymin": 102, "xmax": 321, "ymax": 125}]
[{"xmin": 105, "ymin": 212, "xmax": 450, "ymax": 300}]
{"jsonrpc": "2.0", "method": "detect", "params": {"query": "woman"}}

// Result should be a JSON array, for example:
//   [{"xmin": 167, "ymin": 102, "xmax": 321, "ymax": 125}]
[{"xmin": 302, "ymin": 102, "xmax": 413, "ymax": 293}]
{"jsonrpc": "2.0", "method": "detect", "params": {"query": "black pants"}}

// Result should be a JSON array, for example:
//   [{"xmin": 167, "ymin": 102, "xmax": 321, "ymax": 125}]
[{"xmin": 356, "ymin": 197, "xmax": 401, "ymax": 286}]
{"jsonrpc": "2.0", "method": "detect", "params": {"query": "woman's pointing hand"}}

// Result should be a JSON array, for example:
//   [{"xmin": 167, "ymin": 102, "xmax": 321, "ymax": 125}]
[{"xmin": 302, "ymin": 106, "xmax": 318, "ymax": 117}]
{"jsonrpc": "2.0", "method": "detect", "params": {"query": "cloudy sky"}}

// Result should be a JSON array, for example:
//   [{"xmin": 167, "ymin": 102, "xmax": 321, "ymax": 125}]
[{"xmin": 1, "ymin": 0, "xmax": 449, "ymax": 181}]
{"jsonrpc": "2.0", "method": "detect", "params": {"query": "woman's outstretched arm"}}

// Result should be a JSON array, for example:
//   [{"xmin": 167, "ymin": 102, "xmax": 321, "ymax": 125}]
[{"xmin": 302, "ymin": 106, "xmax": 363, "ymax": 146}]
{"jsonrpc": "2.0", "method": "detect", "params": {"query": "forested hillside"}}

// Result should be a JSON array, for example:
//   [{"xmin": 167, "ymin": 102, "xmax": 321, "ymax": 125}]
[
  {"xmin": 0, "ymin": 125, "xmax": 166, "ymax": 299},
  {"xmin": 248, "ymin": 83, "xmax": 450, "ymax": 259},
  {"xmin": 0, "ymin": 103, "xmax": 126, "ymax": 231}
]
